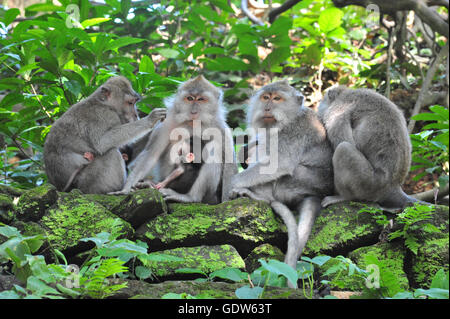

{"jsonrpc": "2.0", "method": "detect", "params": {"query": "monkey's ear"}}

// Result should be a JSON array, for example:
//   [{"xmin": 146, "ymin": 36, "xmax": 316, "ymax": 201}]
[
  {"xmin": 99, "ymin": 86, "xmax": 111, "ymax": 101},
  {"xmin": 326, "ymin": 86, "xmax": 345, "ymax": 103}
]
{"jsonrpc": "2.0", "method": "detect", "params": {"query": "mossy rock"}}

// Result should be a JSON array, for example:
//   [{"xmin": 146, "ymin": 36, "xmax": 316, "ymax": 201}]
[
  {"xmin": 349, "ymin": 242, "xmax": 409, "ymax": 291},
  {"xmin": 115, "ymin": 280, "xmax": 306, "ymax": 299},
  {"xmin": 411, "ymin": 236, "xmax": 449, "ymax": 288},
  {"xmin": 304, "ymin": 201, "xmax": 383, "ymax": 256},
  {"xmin": 136, "ymin": 198, "xmax": 286, "ymax": 256},
  {"xmin": 111, "ymin": 188, "xmax": 167, "ymax": 228},
  {"xmin": 144, "ymin": 245, "xmax": 245, "ymax": 280},
  {"xmin": 16, "ymin": 184, "xmax": 58, "ymax": 222},
  {"xmin": 244, "ymin": 244, "xmax": 284, "ymax": 273},
  {"xmin": 0, "ymin": 184, "xmax": 23, "ymax": 197},
  {"xmin": 38, "ymin": 192, "xmax": 133, "ymax": 255},
  {"xmin": 0, "ymin": 193, "xmax": 15, "ymax": 224}
]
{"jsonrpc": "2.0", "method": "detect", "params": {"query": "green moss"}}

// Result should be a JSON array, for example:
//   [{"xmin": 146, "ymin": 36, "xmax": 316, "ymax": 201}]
[
  {"xmin": 140, "ymin": 198, "xmax": 285, "ymax": 254},
  {"xmin": 16, "ymin": 184, "xmax": 58, "ymax": 222},
  {"xmin": 244, "ymin": 244, "xmax": 284, "ymax": 273},
  {"xmin": 39, "ymin": 195, "xmax": 132, "ymax": 251},
  {"xmin": 412, "ymin": 236, "xmax": 449, "ymax": 288},
  {"xmin": 348, "ymin": 243, "xmax": 409, "ymax": 291},
  {"xmin": 144, "ymin": 245, "xmax": 245, "ymax": 278},
  {"xmin": 304, "ymin": 202, "xmax": 382, "ymax": 256}
]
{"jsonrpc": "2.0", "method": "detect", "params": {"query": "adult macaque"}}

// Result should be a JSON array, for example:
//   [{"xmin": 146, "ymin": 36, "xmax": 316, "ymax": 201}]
[
  {"xmin": 113, "ymin": 75, "xmax": 237, "ymax": 204},
  {"xmin": 318, "ymin": 86, "xmax": 418, "ymax": 208},
  {"xmin": 44, "ymin": 76, "xmax": 166, "ymax": 194},
  {"xmin": 229, "ymin": 81, "xmax": 334, "ymax": 280}
]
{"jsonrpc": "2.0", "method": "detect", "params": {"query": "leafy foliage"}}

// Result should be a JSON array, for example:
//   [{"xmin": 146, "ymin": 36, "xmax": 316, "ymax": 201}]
[{"xmin": 411, "ymin": 105, "xmax": 449, "ymax": 189}]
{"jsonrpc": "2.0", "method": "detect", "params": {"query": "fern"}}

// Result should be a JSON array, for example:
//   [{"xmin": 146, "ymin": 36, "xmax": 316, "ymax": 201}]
[
  {"xmin": 388, "ymin": 204, "xmax": 439, "ymax": 255},
  {"xmin": 80, "ymin": 258, "xmax": 128, "ymax": 299}
]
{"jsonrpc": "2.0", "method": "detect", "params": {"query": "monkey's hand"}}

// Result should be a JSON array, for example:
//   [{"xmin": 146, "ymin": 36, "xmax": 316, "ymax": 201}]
[
  {"xmin": 159, "ymin": 188, "xmax": 195, "ymax": 203},
  {"xmin": 146, "ymin": 108, "xmax": 167, "ymax": 127},
  {"xmin": 108, "ymin": 187, "xmax": 132, "ymax": 195}
]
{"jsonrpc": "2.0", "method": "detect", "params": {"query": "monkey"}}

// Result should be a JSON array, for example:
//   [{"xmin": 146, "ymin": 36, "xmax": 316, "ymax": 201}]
[
  {"xmin": 111, "ymin": 75, "xmax": 238, "ymax": 204},
  {"xmin": 44, "ymin": 76, "xmax": 166, "ymax": 194},
  {"xmin": 317, "ymin": 86, "xmax": 418, "ymax": 208},
  {"xmin": 134, "ymin": 136, "xmax": 206, "ymax": 193},
  {"xmin": 228, "ymin": 80, "xmax": 334, "ymax": 281}
]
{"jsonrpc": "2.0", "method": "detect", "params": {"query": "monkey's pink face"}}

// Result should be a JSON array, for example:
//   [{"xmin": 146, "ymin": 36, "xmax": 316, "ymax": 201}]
[
  {"xmin": 184, "ymin": 94, "xmax": 209, "ymax": 121},
  {"xmin": 259, "ymin": 92, "xmax": 285, "ymax": 124}
]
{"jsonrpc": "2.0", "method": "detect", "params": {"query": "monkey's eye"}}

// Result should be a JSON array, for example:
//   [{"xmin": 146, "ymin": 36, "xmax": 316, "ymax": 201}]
[
  {"xmin": 127, "ymin": 101, "xmax": 134, "ymax": 106},
  {"xmin": 273, "ymin": 96, "xmax": 281, "ymax": 101},
  {"xmin": 197, "ymin": 97, "xmax": 207, "ymax": 102},
  {"xmin": 262, "ymin": 95, "xmax": 270, "ymax": 100},
  {"xmin": 186, "ymin": 96, "xmax": 195, "ymax": 101}
]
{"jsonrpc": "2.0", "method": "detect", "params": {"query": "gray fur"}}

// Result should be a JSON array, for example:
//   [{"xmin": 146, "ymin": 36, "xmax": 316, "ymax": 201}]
[
  {"xmin": 229, "ymin": 81, "xmax": 333, "ymax": 277},
  {"xmin": 318, "ymin": 86, "xmax": 417, "ymax": 208},
  {"xmin": 44, "ymin": 76, "xmax": 166, "ymax": 194},
  {"xmin": 115, "ymin": 75, "xmax": 238, "ymax": 203}
]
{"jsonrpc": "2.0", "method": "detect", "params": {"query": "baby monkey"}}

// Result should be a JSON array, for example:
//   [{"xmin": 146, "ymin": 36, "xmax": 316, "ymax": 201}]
[{"xmin": 152, "ymin": 137, "xmax": 205, "ymax": 192}]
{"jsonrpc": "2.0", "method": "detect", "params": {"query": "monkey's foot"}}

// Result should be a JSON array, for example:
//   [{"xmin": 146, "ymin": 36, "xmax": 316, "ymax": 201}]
[
  {"xmin": 108, "ymin": 188, "xmax": 131, "ymax": 195},
  {"xmin": 321, "ymin": 195, "xmax": 346, "ymax": 207},
  {"xmin": 159, "ymin": 188, "xmax": 195, "ymax": 203}
]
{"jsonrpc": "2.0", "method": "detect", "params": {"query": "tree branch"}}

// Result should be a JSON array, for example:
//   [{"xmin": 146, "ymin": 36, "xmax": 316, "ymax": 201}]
[
  {"xmin": 268, "ymin": 0, "xmax": 303, "ymax": 24},
  {"xmin": 407, "ymin": 43, "xmax": 449, "ymax": 133},
  {"xmin": 332, "ymin": 0, "xmax": 449, "ymax": 37},
  {"xmin": 241, "ymin": 0, "xmax": 264, "ymax": 26}
]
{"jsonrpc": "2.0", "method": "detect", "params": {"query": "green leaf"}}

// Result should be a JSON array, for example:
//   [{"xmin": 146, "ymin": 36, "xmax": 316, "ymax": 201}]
[
  {"xmin": 0, "ymin": 225, "xmax": 21, "ymax": 238},
  {"xmin": 412, "ymin": 112, "xmax": 446, "ymax": 122},
  {"xmin": 206, "ymin": 57, "xmax": 250, "ymax": 71},
  {"xmin": 139, "ymin": 55, "xmax": 155, "ymax": 74},
  {"xmin": 26, "ymin": 3, "xmax": 62, "ymax": 12},
  {"xmin": 26, "ymin": 276, "xmax": 61, "ymax": 297},
  {"xmin": 429, "ymin": 105, "xmax": 449, "ymax": 119},
  {"xmin": 157, "ymin": 48, "xmax": 180, "ymax": 59},
  {"xmin": 107, "ymin": 37, "xmax": 145, "ymax": 51},
  {"xmin": 414, "ymin": 288, "xmax": 449, "ymax": 299},
  {"xmin": 235, "ymin": 285, "xmax": 264, "ymax": 299},
  {"xmin": 4, "ymin": 8, "xmax": 21, "ymax": 26},
  {"xmin": 430, "ymin": 269, "xmax": 449, "ymax": 290},
  {"xmin": 301, "ymin": 255, "xmax": 331, "ymax": 267},
  {"xmin": 210, "ymin": 268, "xmax": 247, "ymax": 282},
  {"xmin": 135, "ymin": 266, "xmax": 152, "ymax": 280},
  {"xmin": 319, "ymin": 7, "xmax": 344, "ymax": 33},
  {"xmin": 259, "ymin": 259, "xmax": 298, "ymax": 288}
]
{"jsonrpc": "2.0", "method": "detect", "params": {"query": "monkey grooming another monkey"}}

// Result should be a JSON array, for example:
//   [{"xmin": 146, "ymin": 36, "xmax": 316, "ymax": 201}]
[
  {"xmin": 318, "ymin": 86, "xmax": 418, "ymax": 208},
  {"xmin": 112, "ymin": 75, "xmax": 237, "ymax": 204},
  {"xmin": 229, "ymin": 81, "xmax": 334, "ymax": 280},
  {"xmin": 44, "ymin": 76, "xmax": 166, "ymax": 194}
]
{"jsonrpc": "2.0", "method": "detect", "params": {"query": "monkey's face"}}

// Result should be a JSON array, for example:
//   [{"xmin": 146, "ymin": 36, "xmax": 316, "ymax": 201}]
[
  {"xmin": 249, "ymin": 86, "xmax": 302, "ymax": 129},
  {"xmin": 100, "ymin": 76, "xmax": 141, "ymax": 124},
  {"xmin": 169, "ymin": 75, "xmax": 223, "ymax": 126},
  {"xmin": 119, "ymin": 92, "xmax": 141, "ymax": 124}
]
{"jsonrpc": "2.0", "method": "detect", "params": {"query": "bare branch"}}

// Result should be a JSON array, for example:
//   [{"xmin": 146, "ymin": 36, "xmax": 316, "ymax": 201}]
[
  {"xmin": 332, "ymin": 0, "xmax": 449, "ymax": 37},
  {"xmin": 268, "ymin": 0, "xmax": 303, "ymax": 24},
  {"xmin": 241, "ymin": 0, "xmax": 265, "ymax": 26},
  {"xmin": 408, "ymin": 43, "xmax": 449, "ymax": 133}
]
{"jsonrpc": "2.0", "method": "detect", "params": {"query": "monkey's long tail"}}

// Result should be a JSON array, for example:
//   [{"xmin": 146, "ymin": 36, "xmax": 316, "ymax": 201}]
[
  {"xmin": 270, "ymin": 201, "xmax": 299, "ymax": 272},
  {"xmin": 62, "ymin": 164, "xmax": 88, "ymax": 192},
  {"xmin": 295, "ymin": 196, "xmax": 321, "ymax": 260}
]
